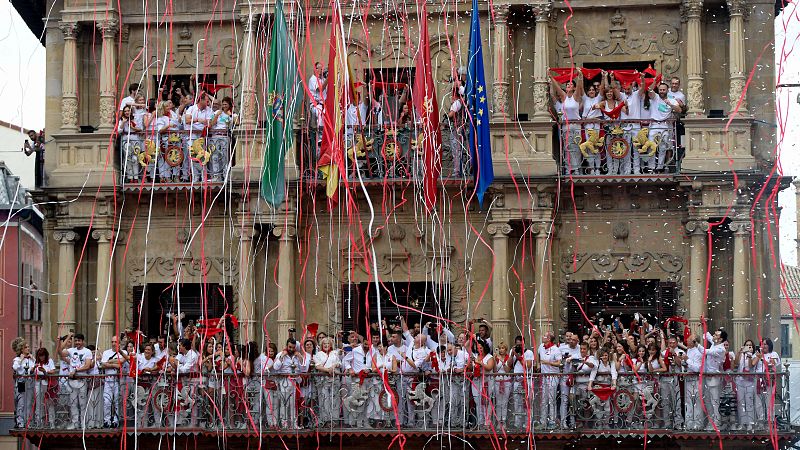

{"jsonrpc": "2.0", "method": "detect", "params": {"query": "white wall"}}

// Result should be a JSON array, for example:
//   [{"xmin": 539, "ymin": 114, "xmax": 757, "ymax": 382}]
[{"xmin": 0, "ymin": 125, "xmax": 34, "ymax": 189}]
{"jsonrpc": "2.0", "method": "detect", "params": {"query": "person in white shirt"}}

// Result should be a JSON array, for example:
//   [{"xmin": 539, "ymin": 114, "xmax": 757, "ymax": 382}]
[
  {"xmin": 314, "ymin": 337, "xmax": 340, "ymax": 426},
  {"xmin": 588, "ymin": 349, "xmax": 617, "ymax": 426},
  {"xmin": 551, "ymin": 75, "xmax": 585, "ymax": 175},
  {"xmin": 208, "ymin": 96, "xmax": 235, "ymax": 181},
  {"xmin": 255, "ymin": 343, "xmax": 278, "ymax": 428},
  {"xmin": 343, "ymin": 336, "xmax": 372, "ymax": 428},
  {"xmin": 755, "ymin": 338, "xmax": 781, "ymax": 428},
  {"xmin": 558, "ymin": 333, "xmax": 581, "ymax": 428},
  {"xmin": 470, "ymin": 339, "xmax": 495, "ymax": 429},
  {"xmin": 85, "ymin": 345, "xmax": 104, "ymax": 429},
  {"xmin": 62, "ymin": 333, "xmax": 94, "ymax": 430},
  {"xmin": 581, "ymin": 81, "xmax": 603, "ymax": 175},
  {"xmin": 99, "ymin": 336, "xmax": 127, "ymax": 428},
  {"xmin": 620, "ymin": 76, "xmax": 645, "ymax": 174},
  {"xmin": 733, "ymin": 339, "xmax": 758, "ymax": 431},
  {"xmin": 183, "ymin": 93, "xmax": 215, "ymax": 181},
  {"xmin": 12, "ymin": 338, "xmax": 35, "ymax": 428},
  {"xmin": 447, "ymin": 81, "xmax": 467, "ymax": 178},
  {"xmin": 32, "ymin": 347, "xmax": 57, "ymax": 428},
  {"xmin": 537, "ymin": 332, "xmax": 562, "ymax": 428},
  {"xmin": 571, "ymin": 342, "xmax": 597, "ymax": 427},
  {"xmin": 308, "ymin": 62, "xmax": 327, "ymax": 130},
  {"xmin": 644, "ymin": 82, "xmax": 681, "ymax": 172},
  {"xmin": 683, "ymin": 334, "xmax": 705, "ymax": 430},
  {"xmin": 667, "ymin": 77, "xmax": 686, "ymax": 112},
  {"xmin": 272, "ymin": 339, "xmax": 306, "ymax": 429},
  {"xmin": 510, "ymin": 336, "xmax": 534, "ymax": 430},
  {"xmin": 119, "ymin": 83, "xmax": 142, "ymax": 111},
  {"xmin": 702, "ymin": 328, "xmax": 728, "ymax": 430},
  {"xmin": 386, "ymin": 330, "xmax": 412, "ymax": 426},
  {"xmin": 172, "ymin": 338, "xmax": 200, "ymax": 426},
  {"xmin": 369, "ymin": 340, "xmax": 393, "ymax": 425},
  {"xmin": 441, "ymin": 342, "xmax": 467, "ymax": 427},
  {"xmin": 493, "ymin": 342, "xmax": 513, "ymax": 428},
  {"xmin": 660, "ymin": 335, "xmax": 685, "ymax": 429}
]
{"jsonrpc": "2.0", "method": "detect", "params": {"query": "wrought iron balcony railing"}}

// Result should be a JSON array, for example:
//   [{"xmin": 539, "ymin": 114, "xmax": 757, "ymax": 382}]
[
  {"xmin": 118, "ymin": 130, "xmax": 233, "ymax": 186},
  {"xmin": 12, "ymin": 370, "xmax": 791, "ymax": 436},
  {"xmin": 556, "ymin": 118, "xmax": 682, "ymax": 177}
]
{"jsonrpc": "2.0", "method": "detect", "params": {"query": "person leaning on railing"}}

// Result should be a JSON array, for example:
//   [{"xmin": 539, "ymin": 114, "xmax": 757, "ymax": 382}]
[
  {"xmin": 12, "ymin": 338, "xmax": 35, "ymax": 428},
  {"xmin": 550, "ymin": 73, "xmax": 585, "ymax": 175},
  {"xmin": 118, "ymin": 105, "xmax": 144, "ymax": 182}
]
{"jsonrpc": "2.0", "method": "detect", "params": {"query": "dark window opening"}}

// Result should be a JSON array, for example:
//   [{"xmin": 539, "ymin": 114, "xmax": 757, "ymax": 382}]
[
  {"xmin": 154, "ymin": 74, "xmax": 219, "ymax": 104},
  {"xmin": 133, "ymin": 283, "xmax": 233, "ymax": 339},
  {"xmin": 567, "ymin": 280, "xmax": 676, "ymax": 336},
  {"xmin": 342, "ymin": 281, "xmax": 448, "ymax": 339},
  {"xmin": 363, "ymin": 67, "xmax": 415, "ymax": 123}
]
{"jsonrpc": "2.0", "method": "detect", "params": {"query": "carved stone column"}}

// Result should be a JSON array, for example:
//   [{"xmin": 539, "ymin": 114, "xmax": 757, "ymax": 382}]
[
  {"xmin": 237, "ymin": 227, "xmax": 257, "ymax": 343},
  {"xmin": 97, "ymin": 19, "xmax": 119, "ymax": 132},
  {"xmin": 532, "ymin": 2, "xmax": 552, "ymax": 119},
  {"xmin": 274, "ymin": 224, "xmax": 297, "ymax": 344},
  {"xmin": 59, "ymin": 22, "xmax": 80, "ymax": 132},
  {"xmin": 92, "ymin": 229, "xmax": 115, "ymax": 346},
  {"xmin": 488, "ymin": 221, "xmax": 512, "ymax": 344},
  {"xmin": 54, "ymin": 230, "xmax": 80, "ymax": 332},
  {"xmin": 239, "ymin": 14, "xmax": 259, "ymax": 128},
  {"xmin": 727, "ymin": 0, "xmax": 748, "ymax": 114},
  {"xmin": 532, "ymin": 222, "xmax": 553, "ymax": 336},
  {"xmin": 491, "ymin": 5, "xmax": 510, "ymax": 121},
  {"xmin": 685, "ymin": 220, "xmax": 709, "ymax": 331},
  {"xmin": 729, "ymin": 220, "xmax": 752, "ymax": 345},
  {"xmin": 682, "ymin": 0, "xmax": 705, "ymax": 116}
]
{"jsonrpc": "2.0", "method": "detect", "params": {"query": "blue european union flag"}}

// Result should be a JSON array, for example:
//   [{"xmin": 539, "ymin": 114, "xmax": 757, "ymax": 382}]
[{"xmin": 466, "ymin": 0, "xmax": 494, "ymax": 207}]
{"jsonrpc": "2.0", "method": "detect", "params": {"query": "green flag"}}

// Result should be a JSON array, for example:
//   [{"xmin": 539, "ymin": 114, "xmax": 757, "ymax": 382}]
[{"xmin": 261, "ymin": 0, "xmax": 299, "ymax": 207}]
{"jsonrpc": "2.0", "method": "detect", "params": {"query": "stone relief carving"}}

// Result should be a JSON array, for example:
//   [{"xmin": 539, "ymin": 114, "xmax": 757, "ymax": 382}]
[
  {"xmin": 128, "ymin": 256, "xmax": 240, "ymax": 286},
  {"xmin": 61, "ymin": 97, "xmax": 79, "ymax": 130},
  {"xmin": 555, "ymin": 10, "xmax": 681, "ymax": 76},
  {"xmin": 561, "ymin": 252, "xmax": 684, "ymax": 281}
]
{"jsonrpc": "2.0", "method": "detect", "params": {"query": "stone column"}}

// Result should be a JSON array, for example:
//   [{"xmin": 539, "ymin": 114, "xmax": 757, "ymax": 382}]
[
  {"xmin": 97, "ymin": 19, "xmax": 119, "ymax": 132},
  {"xmin": 274, "ymin": 224, "xmax": 297, "ymax": 344},
  {"xmin": 532, "ymin": 222, "xmax": 553, "ymax": 336},
  {"xmin": 237, "ymin": 227, "xmax": 257, "ymax": 343},
  {"xmin": 727, "ymin": 0, "xmax": 748, "ymax": 114},
  {"xmin": 488, "ymin": 221, "xmax": 512, "ymax": 344},
  {"xmin": 54, "ymin": 230, "xmax": 80, "ymax": 332},
  {"xmin": 532, "ymin": 2, "xmax": 552, "ymax": 119},
  {"xmin": 92, "ymin": 229, "xmax": 115, "ymax": 346},
  {"xmin": 685, "ymin": 220, "xmax": 709, "ymax": 331},
  {"xmin": 794, "ymin": 179, "xmax": 800, "ymax": 264},
  {"xmin": 683, "ymin": 0, "xmax": 705, "ymax": 116},
  {"xmin": 729, "ymin": 220, "xmax": 752, "ymax": 345},
  {"xmin": 491, "ymin": 5, "xmax": 510, "ymax": 121},
  {"xmin": 239, "ymin": 14, "xmax": 259, "ymax": 128},
  {"xmin": 59, "ymin": 22, "xmax": 80, "ymax": 132}
]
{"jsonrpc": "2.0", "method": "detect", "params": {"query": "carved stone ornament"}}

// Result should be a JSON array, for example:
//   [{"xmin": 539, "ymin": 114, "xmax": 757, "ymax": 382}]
[
  {"xmin": 54, "ymin": 230, "xmax": 79, "ymax": 243},
  {"xmin": 91, "ymin": 229, "xmax": 114, "ymax": 242},
  {"xmin": 533, "ymin": 82, "xmax": 549, "ymax": 115},
  {"xmin": 493, "ymin": 83, "xmax": 509, "ymax": 117},
  {"xmin": 128, "ymin": 256, "xmax": 239, "ymax": 287},
  {"xmin": 680, "ymin": 0, "xmax": 704, "ymax": 22},
  {"xmin": 684, "ymin": 220, "xmax": 710, "ymax": 235},
  {"xmin": 728, "ymin": 220, "xmax": 752, "ymax": 235},
  {"xmin": 561, "ymin": 252, "xmax": 684, "ymax": 278},
  {"xmin": 726, "ymin": 0, "xmax": 748, "ymax": 17},
  {"xmin": 729, "ymin": 77, "xmax": 748, "ymax": 112},
  {"xmin": 687, "ymin": 78, "xmax": 704, "ymax": 113},
  {"xmin": 99, "ymin": 97, "xmax": 116, "ymax": 128},
  {"xmin": 532, "ymin": 1, "xmax": 553, "ymax": 22},
  {"xmin": 179, "ymin": 24, "xmax": 192, "ymax": 40},
  {"xmin": 59, "ymin": 21, "xmax": 80, "ymax": 39},
  {"xmin": 612, "ymin": 222, "xmax": 629, "ymax": 240},
  {"xmin": 487, "ymin": 222, "xmax": 512, "ymax": 236},
  {"xmin": 97, "ymin": 18, "xmax": 119, "ymax": 38},
  {"xmin": 61, "ymin": 97, "xmax": 79, "ymax": 129}
]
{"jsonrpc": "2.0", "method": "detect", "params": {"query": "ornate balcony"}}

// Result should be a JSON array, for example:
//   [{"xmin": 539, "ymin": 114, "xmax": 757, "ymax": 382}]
[{"xmin": 11, "ymin": 371, "xmax": 793, "ymax": 440}]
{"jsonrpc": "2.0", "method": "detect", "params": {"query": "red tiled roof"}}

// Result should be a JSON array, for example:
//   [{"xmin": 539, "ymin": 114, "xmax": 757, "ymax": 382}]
[{"xmin": 780, "ymin": 265, "xmax": 800, "ymax": 317}]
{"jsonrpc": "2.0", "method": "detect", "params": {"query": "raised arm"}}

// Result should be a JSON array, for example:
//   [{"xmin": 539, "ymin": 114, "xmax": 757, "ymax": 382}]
[{"xmin": 550, "ymin": 77, "xmax": 566, "ymax": 103}]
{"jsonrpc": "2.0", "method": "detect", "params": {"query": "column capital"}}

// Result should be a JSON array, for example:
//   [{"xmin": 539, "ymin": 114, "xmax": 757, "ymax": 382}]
[
  {"xmin": 97, "ymin": 18, "xmax": 119, "ymax": 38},
  {"xmin": 532, "ymin": 1, "xmax": 553, "ymax": 22},
  {"xmin": 239, "ymin": 13, "xmax": 260, "ymax": 32},
  {"xmin": 727, "ymin": 0, "xmax": 748, "ymax": 16},
  {"xmin": 681, "ymin": 0, "xmax": 704, "ymax": 21},
  {"xmin": 54, "ymin": 230, "xmax": 79, "ymax": 244},
  {"xmin": 91, "ymin": 228, "xmax": 114, "ymax": 243},
  {"xmin": 273, "ymin": 225, "xmax": 297, "ymax": 240},
  {"xmin": 684, "ymin": 220, "xmax": 709, "ymax": 235},
  {"xmin": 59, "ymin": 21, "xmax": 80, "ymax": 39},
  {"xmin": 487, "ymin": 222, "xmax": 511, "ymax": 236},
  {"xmin": 494, "ymin": 4, "xmax": 510, "ymax": 22},
  {"xmin": 728, "ymin": 220, "xmax": 752, "ymax": 235},
  {"xmin": 234, "ymin": 226, "xmax": 257, "ymax": 241},
  {"xmin": 531, "ymin": 221, "xmax": 552, "ymax": 237}
]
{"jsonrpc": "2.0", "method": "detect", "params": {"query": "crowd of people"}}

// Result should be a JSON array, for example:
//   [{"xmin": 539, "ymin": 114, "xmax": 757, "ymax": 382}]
[
  {"xmin": 116, "ymin": 81, "xmax": 237, "ymax": 184},
  {"xmin": 11, "ymin": 314, "xmax": 785, "ymax": 434},
  {"xmin": 551, "ymin": 70, "xmax": 685, "ymax": 176}
]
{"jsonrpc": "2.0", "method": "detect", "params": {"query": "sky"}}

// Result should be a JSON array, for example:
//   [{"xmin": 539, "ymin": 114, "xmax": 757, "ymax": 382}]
[{"xmin": 0, "ymin": 1, "xmax": 798, "ymax": 262}]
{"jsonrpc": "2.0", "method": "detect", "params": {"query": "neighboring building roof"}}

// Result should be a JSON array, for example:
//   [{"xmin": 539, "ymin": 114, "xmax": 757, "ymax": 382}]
[
  {"xmin": 0, "ymin": 161, "xmax": 28, "ymax": 207},
  {"xmin": 0, "ymin": 119, "xmax": 28, "ymax": 133},
  {"xmin": 780, "ymin": 265, "xmax": 800, "ymax": 317},
  {"xmin": 10, "ymin": 0, "xmax": 46, "ymax": 46}
]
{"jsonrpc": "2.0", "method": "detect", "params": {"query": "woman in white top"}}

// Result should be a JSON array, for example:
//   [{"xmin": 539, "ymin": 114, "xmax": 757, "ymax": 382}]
[
  {"xmin": 755, "ymin": 338, "xmax": 781, "ymax": 429},
  {"xmin": 143, "ymin": 101, "xmax": 171, "ymax": 180},
  {"xmin": 595, "ymin": 82, "xmax": 629, "ymax": 175},
  {"xmin": 588, "ymin": 349, "xmax": 617, "ymax": 425},
  {"xmin": 314, "ymin": 337, "xmax": 341, "ymax": 426},
  {"xmin": 733, "ymin": 339, "xmax": 757, "ymax": 430},
  {"xmin": 581, "ymin": 79, "xmax": 604, "ymax": 175},
  {"xmin": 208, "ymin": 96, "xmax": 234, "ymax": 182},
  {"xmin": 493, "ymin": 342, "xmax": 512, "ymax": 427},
  {"xmin": 12, "ymin": 338, "xmax": 35, "ymax": 428},
  {"xmin": 118, "ymin": 105, "xmax": 144, "ymax": 182},
  {"xmin": 551, "ymin": 74, "xmax": 585, "ymax": 175},
  {"xmin": 32, "ymin": 347, "xmax": 57, "ymax": 428},
  {"xmin": 470, "ymin": 340, "xmax": 496, "ymax": 429}
]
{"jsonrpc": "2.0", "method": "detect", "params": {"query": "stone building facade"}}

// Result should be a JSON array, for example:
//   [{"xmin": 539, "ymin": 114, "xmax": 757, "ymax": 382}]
[{"xmin": 10, "ymin": 0, "xmax": 790, "ymax": 446}]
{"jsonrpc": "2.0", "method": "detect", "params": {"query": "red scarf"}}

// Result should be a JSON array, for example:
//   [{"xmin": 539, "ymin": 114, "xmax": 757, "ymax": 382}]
[
  {"xmin": 580, "ymin": 67, "xmax": 603, "ymax": 80},
  {"xmin": 430, "ymin": 352, "xmax": 439, "ymax": 372},
  {"xmin": 543, "ymin": 342, "xmax": 555, "ymax": 350},
  {"xmin": 723, "ymin": 352, "xmax": 732, "ymax": 371},
  {"xmin": 550, "ymin": 67, "xmax": 577, "ymax": 84},
  {"xmin": 601, "ymin": 102, "xmax": 626, "ymax": 119},
  {"xmin": 612, "ymin": 70, "xmax": 641, "ymax": 89}
]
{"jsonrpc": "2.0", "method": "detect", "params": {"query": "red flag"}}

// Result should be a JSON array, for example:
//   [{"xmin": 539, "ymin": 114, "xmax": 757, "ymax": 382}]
[
  {"xmin": 644, "ymin": 73, "xmax": 663, "ymax": 91},
  {"xmin": 611, "ymin": 70, "xmax": 641, "ymax": 89},
  {"xmin": 412, "ymin": 3, "xmax": 442, "ymax": 212},
  {"xmin": 644, "ymin": 65, "xmax": 658, "ymax": 77}
]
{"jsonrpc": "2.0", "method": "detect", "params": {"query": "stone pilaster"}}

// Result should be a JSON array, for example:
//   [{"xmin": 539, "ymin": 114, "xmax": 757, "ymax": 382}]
[
  {"xmin": 237, "ymin": 226, "xmax": 257, "ymax": 343},
  {"xmin": 239, "ymin": 14, "xmax": 259, "ymax": 128},
  {"xmin": 729, "ymin": 220, "xmax": 752, "ymax": 345},
  {"xmin": 488, "ymin": 221, "xmax": 512, "ymax": 345},
  {"xmin": 491, "ymin": 5, "xmax": 510, "ymax": 121},
  {"xmin": 59, "ymin": 22, "xmax": 80, "ymax": 132},
  {"xmin": 794, "ymin": 179, "xmax": 800, "ymax": 264},
  {"xmin": 97, "ymin": 19, "xmax": 119, "ymax": 132},
  {"xmin": 92, "ymin": 229, "xmax": 115, "ymax": 347},
  {"xmin": 727, "ymin": 0, "xmax": 748, "ymax": 114},
  {"xmin": 682, "ymin": 0, "xmax": 705, "ymax": 116},
  {"xmin": 274, "ymin": 224, "xmax": 297, "ymax": 344},
  {"xmin": 54, "ymin": 230, "xmax": 80, "ymax": 332},
  {"xmin": 685, "ymin": 220, "xmax": 709, "ymax": 331},
  {"xmin": 532, "ymin": 2, "xmax": 552, "ymax": 119},
  {"xmin": 532, "ymin": 222, "xmax": 553, "ymax": 337}
]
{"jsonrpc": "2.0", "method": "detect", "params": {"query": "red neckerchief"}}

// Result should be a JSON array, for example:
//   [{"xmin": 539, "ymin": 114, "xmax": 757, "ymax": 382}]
[
  {"xmin": 430, "ymin": 352, "xmax": 439, "ymax": 372},
  {"xmin": 664, "ymin": 349, "xmax": 672, "ymax": 369},
  {"xmin": 601, "ymin": 101, "xmax": 625, "ymax": 119},
  {"xmin": 543, "ymin": 342, "xmax": 555, "ymax": 350},
  {"xmin": 357, "ymin": 370, "xmax": 369, "ymax": 385},
  {"xmin": 723, "ymin": 352, "xmax": 732, "ymax": 371}
]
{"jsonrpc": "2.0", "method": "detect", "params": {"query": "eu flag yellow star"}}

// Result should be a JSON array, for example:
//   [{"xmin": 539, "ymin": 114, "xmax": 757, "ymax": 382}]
[
  {"xmin": 479, "ymin": 95, "xmax": 486, "ymax": 103},
  {"xmin": 478, "ymin": 85, "xmax": 484, "ymax": 93},
  {"xmin": 478, "ymin": 108, "xmax": 484, "ymax": 116},
  {"xmin": 477, "ymin": 118, "xmax": 482, "ymax": 126}
]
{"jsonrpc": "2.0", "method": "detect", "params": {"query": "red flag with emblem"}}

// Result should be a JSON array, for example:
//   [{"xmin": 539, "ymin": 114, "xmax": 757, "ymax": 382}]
[{"xmin": 412, "ymin": 3, "xmax": 442, "ymax": 212}]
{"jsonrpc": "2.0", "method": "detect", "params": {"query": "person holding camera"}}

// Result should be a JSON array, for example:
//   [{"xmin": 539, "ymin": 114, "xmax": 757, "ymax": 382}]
[
  {"xmin": 755, "ymin": 338, "xmax": 781, "ymax": 429},
  {"xmin": 308, "ymin": 62, "xmax": 327, "ymax": 130},
  {"xmin": 733, "ymin": 339, "xmax": 758, "ymax": 431},
  {"xmin": 99, "ymin": 335, "xmax": 127, "ymax": 428},
  {"xmin": 660, "ymin": 334, "xmax": 684, "ymax": 429},
  {"xmin": 537, "ymin": 332, "xmax": 561, "ymax": 429},
  {"xmin": 61, "ymin": 333, "xmax": 94, "ymax": 430},
  {"xmin": 559, "ymin": 333, "xmax": 581, "ymax": 428},
  {"xmin": 12, "ymin": 338, "xmax": 35, "ymax": 428},
  {"xmin": 509, "ymin": 335, "xmax": 534, "ymax": 430},
  {"xmin": 272, "ymin": 338, "xmax": 306, "ymax": 429}
]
